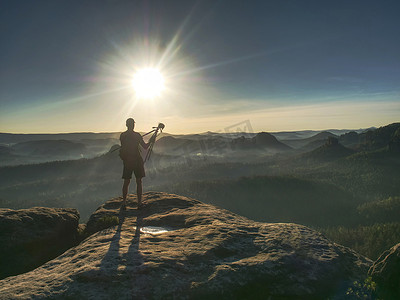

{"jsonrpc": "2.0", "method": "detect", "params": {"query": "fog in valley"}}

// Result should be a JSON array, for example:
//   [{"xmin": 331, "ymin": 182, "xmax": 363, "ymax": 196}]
[{"xmin": 1, "ymin": 122, "xmax": 399, "ymax": 260}]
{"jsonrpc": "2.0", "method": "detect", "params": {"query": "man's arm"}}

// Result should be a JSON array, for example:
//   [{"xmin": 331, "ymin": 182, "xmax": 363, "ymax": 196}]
[
  {"xmin": 139, "ymin": 134, "xmax": 155, "ymax": 149},
  {"xmin": 139, "ymin": 134, "xmax": 150, "ymax": 149}
]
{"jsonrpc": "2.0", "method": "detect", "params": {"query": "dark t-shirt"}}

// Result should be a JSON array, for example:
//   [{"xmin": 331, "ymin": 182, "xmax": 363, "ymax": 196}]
[{"xmin": 119, "ymin": 130, "xmax": 145, "ymax": 159}]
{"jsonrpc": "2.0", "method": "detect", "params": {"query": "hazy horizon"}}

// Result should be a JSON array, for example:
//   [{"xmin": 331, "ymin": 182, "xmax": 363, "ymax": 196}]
[{"xmin": 0, "ymin": 121, "xmax": 386, "ymax": 136}]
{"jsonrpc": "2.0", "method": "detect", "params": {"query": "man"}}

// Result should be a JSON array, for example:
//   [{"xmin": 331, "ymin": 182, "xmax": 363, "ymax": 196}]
[{"xmin": 120, "ymin": 118, "xmax": 154, "ymax": 209}]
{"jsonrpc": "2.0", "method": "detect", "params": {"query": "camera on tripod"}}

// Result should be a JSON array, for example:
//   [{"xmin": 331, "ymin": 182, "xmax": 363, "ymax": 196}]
[
  {"xmin": 143, "ymin": 122, "xmax": 165, "ymax": 162},
  {"xmin": 156, "ymin": 123, "xmax": 165, "ymax": 130}
]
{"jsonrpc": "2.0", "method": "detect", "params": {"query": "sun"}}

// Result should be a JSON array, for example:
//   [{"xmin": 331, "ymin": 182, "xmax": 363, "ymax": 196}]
[{"xmin": 132, "ymin": 68, "xmax": 165, "ymax": 99}]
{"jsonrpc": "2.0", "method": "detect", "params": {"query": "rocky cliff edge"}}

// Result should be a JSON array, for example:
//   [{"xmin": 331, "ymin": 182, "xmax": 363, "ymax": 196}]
[
  {"xmin": 0, "ymin": 192, "xmax": 371, "ymax": 299},
  {"xmin": 0, "ymin": 207, "xmax": 79, "ymax": 279}
]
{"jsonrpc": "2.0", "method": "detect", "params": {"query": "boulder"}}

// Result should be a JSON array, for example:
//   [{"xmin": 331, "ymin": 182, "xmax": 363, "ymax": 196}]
[
  {"xmin": 0, "ymin": 207, "xmax": 79, "ymax": 279},
  {"xmin": 369, "ymin": 243, "xmax": 400, "ymax": 298},
  {"xmin": 85, "ymin": 197, "xmax": 122, "ymax": 235},
  {"xmin": 0, "ymin": 192, "xmax": 371, "ymax": 299}
]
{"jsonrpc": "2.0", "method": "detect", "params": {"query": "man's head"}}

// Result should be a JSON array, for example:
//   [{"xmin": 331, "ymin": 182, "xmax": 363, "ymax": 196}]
[{"xmin": 126, "ymin": 118, "xmax": 135, "ymax": 130}]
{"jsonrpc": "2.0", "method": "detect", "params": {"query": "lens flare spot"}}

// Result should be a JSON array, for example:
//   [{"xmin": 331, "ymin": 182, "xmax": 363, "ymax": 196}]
[{"xmin": 132, "ymin": 68, "xmax": 165, "ymax": 99}]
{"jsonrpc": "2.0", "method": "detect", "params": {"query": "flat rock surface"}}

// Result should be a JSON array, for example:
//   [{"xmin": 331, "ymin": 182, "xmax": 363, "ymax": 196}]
[
  {"xmin": 0, "ymin": 207, "xmax": 79, "ymax": 279},
  {"xmin": 0, "ymin": 192, "xmax": 371, "ymax": 299}
]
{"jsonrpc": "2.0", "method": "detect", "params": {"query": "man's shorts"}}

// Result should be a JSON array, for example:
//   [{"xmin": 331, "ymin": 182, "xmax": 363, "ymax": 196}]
[{"xmin": 122, "ymin": 157, "xmax": 145, "ymax": 179}]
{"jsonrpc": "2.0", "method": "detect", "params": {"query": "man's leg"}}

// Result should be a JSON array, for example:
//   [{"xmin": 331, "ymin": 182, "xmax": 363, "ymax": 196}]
[
  {"xmin": 122, "ymin": 179, "xmax": 130, "ymax": 203},
  {"xmin": 136, "ymin": 177, "xmax": 142, "ymax": 205}
]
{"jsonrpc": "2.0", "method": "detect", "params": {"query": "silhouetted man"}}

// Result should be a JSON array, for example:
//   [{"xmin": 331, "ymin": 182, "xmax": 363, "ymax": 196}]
[{"xmin": 120, "ymin": 118, "xmax": 154, "ymax": 209}]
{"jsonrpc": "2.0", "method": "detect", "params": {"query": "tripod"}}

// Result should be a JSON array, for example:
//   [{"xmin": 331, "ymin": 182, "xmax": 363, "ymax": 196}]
[{"xmin": 142, "ymin": 123, "xmax": 165, "ymax": 162}]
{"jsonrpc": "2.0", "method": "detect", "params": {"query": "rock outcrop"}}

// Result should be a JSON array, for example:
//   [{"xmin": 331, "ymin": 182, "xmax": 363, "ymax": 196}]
[
  {"xmin": 303, "ymin": 138, "xmax": 355, "ymax": 162},
  {"xmin": 0, "ymin": 192, "xmax": 371, "ymax": 299},
  {"xmin": 0, "ymin": 207, "xmax": 79, "ymax": 279},
  {"xmin": 369, "ymin": 243, "xmax": 400, "ymax": 298}
]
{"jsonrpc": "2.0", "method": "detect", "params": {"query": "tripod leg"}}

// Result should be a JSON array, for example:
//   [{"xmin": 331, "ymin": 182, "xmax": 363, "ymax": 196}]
[
  {"xmin": 144, "ymin": 129, "xmax": 160, "ymax": 162},
  {"xmin": 145, "ymin": 143, "xmax": 154, "ymax": 162},
  {"xmin": 145, "ymin": 138, "xmax": 155, "ymax": 162}
]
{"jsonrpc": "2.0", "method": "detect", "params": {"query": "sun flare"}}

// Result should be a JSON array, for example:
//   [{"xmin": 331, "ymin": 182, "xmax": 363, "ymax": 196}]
[{"xmin": 132, "ymin": 68, "xmax": 165, "ymax": 99}]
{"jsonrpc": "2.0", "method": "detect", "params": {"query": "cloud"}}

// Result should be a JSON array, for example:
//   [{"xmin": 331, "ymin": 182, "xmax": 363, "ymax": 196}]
[
  {"xmin": 327, "ymin": 76, "xmax": 365, "ymax": 83},
  {"xmin": 1, "ymin": 86, "xmax": 398, "ymax": 134},
  {"xmin": 165, "ymin": 98, "xmax": 400, "ymax": 133}
]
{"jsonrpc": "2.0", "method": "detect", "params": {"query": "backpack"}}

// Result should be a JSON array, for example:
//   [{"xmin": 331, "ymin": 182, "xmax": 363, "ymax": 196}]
[{"xmin": 119, "ymin": 147, "xmax": 128, "ymax": 161}]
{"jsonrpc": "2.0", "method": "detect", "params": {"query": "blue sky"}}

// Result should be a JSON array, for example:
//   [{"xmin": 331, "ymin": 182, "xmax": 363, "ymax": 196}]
[{"xmin": 0, "ymin": 0, "xmax": 399, "ymax": 133}]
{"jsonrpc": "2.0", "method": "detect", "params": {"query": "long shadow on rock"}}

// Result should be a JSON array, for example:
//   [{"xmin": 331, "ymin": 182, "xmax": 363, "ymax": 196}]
[
  {"xmin": 126, "ymin": 212, "xmax": 147, "ymax": 298},
  {"xmin": 95, "ymin": 207, "xmax": 145, "ymax": 297},
  {"xmin": 98, "ymin": 208, "xmax": 127, "ymax": 275}
]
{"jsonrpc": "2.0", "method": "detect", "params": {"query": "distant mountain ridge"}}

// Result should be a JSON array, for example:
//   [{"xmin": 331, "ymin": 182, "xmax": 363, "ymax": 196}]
[
  {"xmin": 336, "ymin": 122, "xmax": 400, "ymax": 151},
  {"xmin": 363, "ymin": 122, "xmax": 400, "ymax": 151},
  {"xmin": 271, "ymin": 127, "xmax": 373, "ymax": 141},
  {"xmin": 281, "ymin": 131, "xmax": 338, "ymax": 149},
  {"xmin": 0, "ymin": 126, "xmax": 373, "ymax": 145},
  {"xmin": 1, "ymin": 123, "xmax": 398, "ymax": 166}
]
